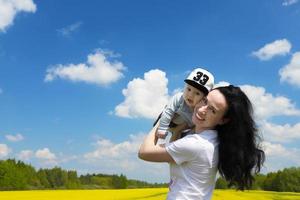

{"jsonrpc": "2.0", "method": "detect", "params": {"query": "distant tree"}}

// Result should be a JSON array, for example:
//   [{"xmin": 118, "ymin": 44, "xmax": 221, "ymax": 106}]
[
  {"xmin": 274, "ymin": 167, "xmax": 300, "ymax": 192},
  {"xmin": 251, "ymin": 174, "xmax": 266, "ymax": 190},
  {"xmin": 215, "ymin": 177, "xmax": 228, "ymax": 189},
  {"xmin": 66, "ymin": 171, "xmax": 80, "ymax": 189},
  {"xmin": 112, "ymin": 174, "xmax": 127, "ymax": 189},
  {"xmin": 37, "ymin": 169, "xmax": 51, "ymax": 188},
  {"xmin": 262, "ymin": 172, "xmax": 277, "ymax": 191},
  {"xmin": 0, "ymin": 159, "xmax": 26, "ymax": 190},
  {"xmin": 16, "ymin": 160, "xmax": 40, "ymax": 189},
  {"xmin": 45, "ymin": 167, "xmax": 68, "ymax": 188},
  {"xmin": 79, "ymin": 174, "xmax": 92, "ymax": 185}
]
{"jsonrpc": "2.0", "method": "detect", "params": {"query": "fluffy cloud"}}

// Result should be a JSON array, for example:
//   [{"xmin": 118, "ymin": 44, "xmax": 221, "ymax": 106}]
[
  {"xmin": 241, "ymin": 85, "xmax": 300, "ymax": 120},
  {"xmin": 252, "ymin": 39, "xmax": 291, "ymax": 61},
  {"xmin": 35, "ymin": 148, "xmax": 56, "ymax": 160},
  {"xmin": 115, "ymin": 69, "xmax": 169, "ymax": 119},
  {"xmin": 282, "ymin": 0, "xmax": 298, "ymax": 6},
  {"xmin": 84, "ymin": 134, "xmax": 143, "ymax": 161},
  {"xmin": 17, "ymin": 150, "xmax": 34, "ymax": 161},
  {"xmin": 279, "ymin": 52, "xmax": 300, "ymax": 87},
  {"xmin": 57, "ymin": 21, "xmax": 82, "ymax": 37},
  {"xmin": 262, "ymin": 141, "xmax": 291, "ymax": 157},
  {"xmin": 261, "ymin": 122, "xmax": 300, "ymax": 143},
  {"xmin": 45, "ymin": 50, "xmax": 125, "ymax": 86},
  {"xmin": 16, "ymin": 149, "xmax": 77, "ymax": 168},
  {"xmin": 83, "ymin": 133, "xmax": 169, "ymax": 182},
  {"xmin": 0, "ymin": 143, "xmax": 11, "ymax": 157},
  {"xmin": 213, "ymin": 81, "xmax": 230, "ymax": 89},
  {"xmin": 5, "ymin": 133, "xmax": 24, "ymax": 142},
  {"xmin": 0, "ymin": 0, "xmax": 36, "ymax": 32},
  {"xmin": 262, "ymin": 141, "xmax": 300, "ymax": 171}
]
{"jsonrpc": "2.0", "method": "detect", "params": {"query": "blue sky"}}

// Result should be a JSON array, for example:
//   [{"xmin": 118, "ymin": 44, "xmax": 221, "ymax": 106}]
[{"xmin": 0, "ymin": 0, "xmax": 300, "ymax": 183}]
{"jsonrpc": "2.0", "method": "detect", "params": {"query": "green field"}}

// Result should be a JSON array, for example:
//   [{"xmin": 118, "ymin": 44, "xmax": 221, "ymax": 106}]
[{"xmin": 0, "ymin": 189, "xmax": 300, "ymax": 200}]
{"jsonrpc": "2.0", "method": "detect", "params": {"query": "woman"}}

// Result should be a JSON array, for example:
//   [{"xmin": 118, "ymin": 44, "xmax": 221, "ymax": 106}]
[{"xmin": 138, "ymin": 85, "xmax": 265, "ymax": 200}]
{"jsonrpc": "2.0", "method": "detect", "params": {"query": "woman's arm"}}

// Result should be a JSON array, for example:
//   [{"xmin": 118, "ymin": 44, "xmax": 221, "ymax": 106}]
[{"xmin": 138, "ymin": 122, "xmax": 175, "ymax": 163}]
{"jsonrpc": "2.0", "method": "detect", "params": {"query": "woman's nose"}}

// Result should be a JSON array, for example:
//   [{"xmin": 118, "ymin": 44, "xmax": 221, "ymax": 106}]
[{"xmin": 198, "ymin": 106, "xmax": 207, "ymax": 115}]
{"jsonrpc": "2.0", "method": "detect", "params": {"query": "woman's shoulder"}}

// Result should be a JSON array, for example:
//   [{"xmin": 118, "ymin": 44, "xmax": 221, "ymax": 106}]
[{"xmin": 184, "ymin": 130, "xmax": 218, "ymax": 148}]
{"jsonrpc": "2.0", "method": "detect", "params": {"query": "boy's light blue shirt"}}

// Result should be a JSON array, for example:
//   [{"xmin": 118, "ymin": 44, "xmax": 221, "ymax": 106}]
[{"xmin": 158, "ymin": 92, "xmax": 194, "ymax": 132}]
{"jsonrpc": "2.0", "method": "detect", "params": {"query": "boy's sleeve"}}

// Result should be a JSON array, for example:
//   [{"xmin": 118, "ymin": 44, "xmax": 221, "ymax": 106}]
[
  {"xmin": 158, "ymin": 93, "xmax": 183, "ymax": 132},
  {"xmin": 165, "ymin": 135, "xmax": 197, "ymax": 165}
]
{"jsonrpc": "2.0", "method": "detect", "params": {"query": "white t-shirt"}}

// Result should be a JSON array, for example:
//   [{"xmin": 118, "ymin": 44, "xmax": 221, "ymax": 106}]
[{"xmin": 165, "ymin": 130, "xmax": 219, "ymax": 200}]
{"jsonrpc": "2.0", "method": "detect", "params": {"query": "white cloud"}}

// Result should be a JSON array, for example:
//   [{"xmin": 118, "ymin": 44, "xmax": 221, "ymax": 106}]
[
  {"xmin": 261, "ymin": 122, "xmax": 300, "ymax": 143},
  {"xmin": 18, "ymin": 149, "xmax": 77, "ymax": 168},
  {"xmin": 5, "ymin": 133, "xmax": 24, "ymax": 142},
  {"xmin": 252, "ymin": 39, "xmax": 291, "ymax": 61},
  {"xmin": 45, "ymin": 50, "xmax": 125, "ymax": 86},
  {"xmin": 0, "ymin": 143, "xmax": 11, "ymax": 157},
  {"xmin": 17, "ymin": 150, "xmax": 33, "ymax": 161},
  {"xmin": 0, "ymin": 0, "xmax": 36, "ymax": 32},
  {"xmin": 241, "ymin": 84, "xmax": 300, "ymax": 120},
  {"xmin": 279, "ymin": 52, "xmax": 300, "ymax": 87},
  {"xmin": 83, "ymin": 133, "xmax": 169, "ymax": 182},
  {"xmin": 262, "ymin": 141, "xmax": 291, "ymax": 157},
  {"xmin": 84, "ymin": 134, "xmax": 144, "ymax": 161},
  {"xmin": 282, "ymin": 0, "xmax": 298, "ymax": 6},
  {"xmin": 262, "ymin": 141, "xmax": 300, "ymax": 172},
  {"xmin": 115, "ymin": 69, "xmax": 169, "ymax": 119},
  {"xmin": 213, "ymin": 81, "xmax": 230, "ymax": 89},
  {"xmin": 35, "ymin": 148, "xmax": 56, "ymax": 160},
  {"xmin": 57, "ymin": 21, "xmax": 82, "ymax": 37}
]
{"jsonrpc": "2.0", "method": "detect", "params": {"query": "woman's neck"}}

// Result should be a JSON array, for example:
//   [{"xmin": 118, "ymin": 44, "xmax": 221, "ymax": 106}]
[{"xmin": 195, "ymin": 126, "xmax": 214, "ymax": 133}]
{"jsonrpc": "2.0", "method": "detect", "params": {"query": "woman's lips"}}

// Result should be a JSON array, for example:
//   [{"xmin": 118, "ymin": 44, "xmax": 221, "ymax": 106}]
[{"xmin": 195, "ymin": 113, "xmax": 205, "ymax": 121}]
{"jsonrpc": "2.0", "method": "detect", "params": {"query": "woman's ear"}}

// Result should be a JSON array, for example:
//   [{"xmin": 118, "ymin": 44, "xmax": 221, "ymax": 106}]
[{"xmin": 219, "ymin": 118, "xmax": 230, "ymax": 125}]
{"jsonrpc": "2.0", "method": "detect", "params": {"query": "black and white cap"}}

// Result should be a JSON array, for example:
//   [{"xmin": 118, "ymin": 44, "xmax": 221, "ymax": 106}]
[{"xmin": 184, "ymin": 68, "xmax": 214, "ymax": 94}]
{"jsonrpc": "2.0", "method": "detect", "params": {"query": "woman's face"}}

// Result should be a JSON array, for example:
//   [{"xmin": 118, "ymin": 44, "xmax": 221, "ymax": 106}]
[{"xmin": 192, "ymin": 89, "xmax": 228, "ymax": 130}]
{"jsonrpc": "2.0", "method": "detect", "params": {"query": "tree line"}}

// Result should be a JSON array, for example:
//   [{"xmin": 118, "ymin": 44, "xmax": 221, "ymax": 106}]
[
  {"xmin": 215, "ymin": 167, "xmax": 300, "ymax": 192},
  {"xmin": 1, "ymin": 159, "xmax": 300, "ymax": 192},
  {"xmin": 0, "ymin": 159, "xmax": 167, "ymax": 190}
]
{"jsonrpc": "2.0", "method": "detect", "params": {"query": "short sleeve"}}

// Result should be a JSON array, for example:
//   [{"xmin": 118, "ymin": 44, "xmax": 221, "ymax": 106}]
[{"xmin": 166, "ymin": 135, "xmax": 198, "ymax": 165}]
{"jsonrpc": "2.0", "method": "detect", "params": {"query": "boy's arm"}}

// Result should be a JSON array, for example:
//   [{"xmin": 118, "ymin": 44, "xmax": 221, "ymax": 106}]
[{"xmin": 158, "ymin": 93, "xmax": 183, "ymax": 132}]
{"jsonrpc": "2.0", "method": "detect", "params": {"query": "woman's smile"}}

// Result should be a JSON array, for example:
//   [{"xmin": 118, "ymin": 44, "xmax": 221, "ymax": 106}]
[{"xmin": 195, "ymin": 112, "xmax": 205, "ymax": 121}]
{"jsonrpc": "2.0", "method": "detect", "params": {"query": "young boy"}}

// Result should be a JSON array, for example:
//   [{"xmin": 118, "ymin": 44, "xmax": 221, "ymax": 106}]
[{"xmin": 155, "ymin": 68, "xmax": 214, "ymax": 143}]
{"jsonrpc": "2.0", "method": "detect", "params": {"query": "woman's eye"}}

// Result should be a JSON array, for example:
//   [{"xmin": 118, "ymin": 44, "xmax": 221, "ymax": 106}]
[{"xmin": 209, "ymin": 107, "xmax": 216, "ymax": 114}]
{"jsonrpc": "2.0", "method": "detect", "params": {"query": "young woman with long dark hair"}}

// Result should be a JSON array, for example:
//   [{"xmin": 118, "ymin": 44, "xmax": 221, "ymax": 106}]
[{"xmin": 138, "ymin": 85, "xmax": 265, "ymax": 200}]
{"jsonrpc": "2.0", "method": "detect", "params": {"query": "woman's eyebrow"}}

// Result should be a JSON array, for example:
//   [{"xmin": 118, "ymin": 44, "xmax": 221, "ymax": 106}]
[
  {"xmin": 208, "ymin": 105, "xmax": 217, "ymax": 112},
  {"xmin": 207, "ymin": 100, "xmax": 218, "ymax": 112}
]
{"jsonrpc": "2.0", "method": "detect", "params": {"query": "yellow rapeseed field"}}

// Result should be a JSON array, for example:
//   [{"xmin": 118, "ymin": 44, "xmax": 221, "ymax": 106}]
[{"xmin": 1, "ymin": 189, "xmax": 300, "ymax": 200}]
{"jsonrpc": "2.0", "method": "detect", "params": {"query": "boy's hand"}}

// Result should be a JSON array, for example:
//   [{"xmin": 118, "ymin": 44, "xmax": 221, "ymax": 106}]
[{"xmin": 156, "ymin": 130, "xmax": 167, "ymax": 139}]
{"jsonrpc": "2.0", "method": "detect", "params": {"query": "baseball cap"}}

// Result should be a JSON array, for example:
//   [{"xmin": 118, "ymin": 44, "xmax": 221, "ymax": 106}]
[{"xmin": 184, "ymin": 68, "xmax": 214, "ymax": 94}]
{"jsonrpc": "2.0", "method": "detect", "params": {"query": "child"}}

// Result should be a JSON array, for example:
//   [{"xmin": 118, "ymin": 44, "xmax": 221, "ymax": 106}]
[{"xmin": 155, "ymin": 68, "xmax": 214, "ymax": 143}]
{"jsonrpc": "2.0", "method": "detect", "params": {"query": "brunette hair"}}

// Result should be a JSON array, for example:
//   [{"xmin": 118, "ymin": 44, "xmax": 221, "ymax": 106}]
[{"xmin": 215, "ymin": 85, "xmax": 265, "ymax": 190}]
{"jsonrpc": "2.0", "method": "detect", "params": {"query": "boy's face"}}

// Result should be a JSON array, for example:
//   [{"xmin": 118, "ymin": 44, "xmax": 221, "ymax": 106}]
[{"xmin": 183, "ymin": 84, "xmax": 205, "ymax": 108}]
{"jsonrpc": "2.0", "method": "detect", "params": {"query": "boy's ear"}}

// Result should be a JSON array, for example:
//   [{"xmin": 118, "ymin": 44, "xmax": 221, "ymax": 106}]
[{"xmin": 219, "ymin": 118, "xmax": 230, "ymax": 125}]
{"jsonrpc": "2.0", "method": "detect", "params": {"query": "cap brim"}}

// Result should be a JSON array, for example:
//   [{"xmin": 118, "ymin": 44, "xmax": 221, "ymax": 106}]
[{"xmin": 184, "ymin": 80, "xmax": 209, "ymax": 95}]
